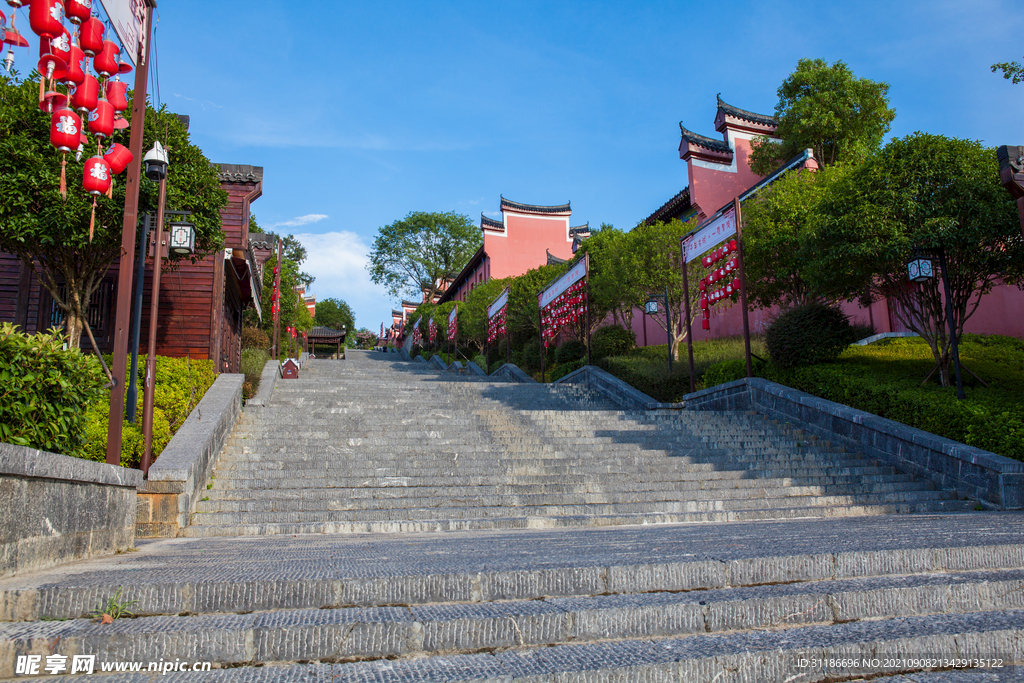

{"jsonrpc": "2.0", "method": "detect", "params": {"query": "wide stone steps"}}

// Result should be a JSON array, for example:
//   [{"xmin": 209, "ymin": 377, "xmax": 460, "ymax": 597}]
[{"xmin": 3, "ymin": 567, "xmax": 1019, "ymax": 673}]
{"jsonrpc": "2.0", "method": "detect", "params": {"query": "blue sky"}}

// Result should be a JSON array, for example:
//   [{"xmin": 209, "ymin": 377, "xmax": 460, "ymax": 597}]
[{"xmin": 143, "ymin": 0, "xmax": 1023, "ymax": 332}]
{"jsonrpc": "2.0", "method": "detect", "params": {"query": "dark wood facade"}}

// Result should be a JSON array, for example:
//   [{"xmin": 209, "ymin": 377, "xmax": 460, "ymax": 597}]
[{"xmin": 0, "ymin": 164, "xmax": 265, "ymax": 374}]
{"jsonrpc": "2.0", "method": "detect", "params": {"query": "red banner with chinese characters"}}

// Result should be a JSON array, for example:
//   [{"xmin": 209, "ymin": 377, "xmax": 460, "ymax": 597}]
[
  {"xmin": 540, "ymin": 280, "xmax": 587, "ymax": 348},
  {"xmin": 487, "ymin": 287, "xmax": 509, "ymax": 344},
  {"xmin": 429, "ymin": 317, "xmax": 437, "ymax": 345},
  {"xmin": 447, "ymin": 306, "xmax": 458, "ymax": 342},
  {"xmin": 411, "ymin": 317, "xmax": 422, "ymax": 346}
]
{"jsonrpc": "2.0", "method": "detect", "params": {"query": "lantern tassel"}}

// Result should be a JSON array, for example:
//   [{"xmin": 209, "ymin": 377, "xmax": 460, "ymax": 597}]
[
  {"xmin": 105, "ymin": 177, "xmax": 113, "ymax": 199},
  {"xmin": 89, "ymin": 197, "xmax": 96, "ymax": 242},
  {"xmin": 59, "ymin": 153, "xmax": 67, "ymax": 199},
  {"xmin": 38, "ymin": 76, "xmax": 45, "ymax": 104}
]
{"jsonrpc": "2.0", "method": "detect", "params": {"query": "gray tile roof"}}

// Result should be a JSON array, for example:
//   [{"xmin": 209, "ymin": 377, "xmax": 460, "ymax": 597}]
[
  {"xmin": 645, "ymin": 187, "xmax": 692, "ymax": 226},
  {"xmin": 481, "ymin": 214, "xmax": 504, "ymax": 230},
  {"xmin": 500, "ymin": 196, "xmax": 571, "ymax": 215},
  {"xmin": 546, "ymin": 249, "xmax": 567, "ymax": 265},
  {"xmin": 678, "ymin": 123, "xmax": 731, "ymax": 153},
  {"xmin": 716, "ymin": 94, "xmax": 777, "ymax": 128},
  {"xmin": 217, "ymin": 164, "xmax": 264, "ymax": 184}
]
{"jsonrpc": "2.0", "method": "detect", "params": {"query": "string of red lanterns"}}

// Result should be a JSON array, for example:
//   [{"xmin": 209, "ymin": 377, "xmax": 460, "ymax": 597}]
[
  {"xmin": 697, "ymin": 238, "xmax": 742, "ymax": 331},
  {"xmin": 487, "ymin": 305, "xmax": 506, "ymax": 344},
  {"xmin": 428, "ymin": 317, "xmax": 437, "ymax": 345},
  {"xmin": 14, "ymin": 0, "xmax": 135, "ymax": 241},
  {"xmin": 540, "ymin": 280, "xmax": 586, "ymax": 348}
]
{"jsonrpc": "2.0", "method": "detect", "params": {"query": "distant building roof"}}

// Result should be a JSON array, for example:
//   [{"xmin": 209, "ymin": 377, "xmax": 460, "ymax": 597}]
[
  {"xmin": 645, "ymin": 187, "xmax": 692, "ymax": 225},
  {"xmin": 715, "ymin": 95, "xmax": 777, "ymax": 128},
  {"xmin": 217, "ymin": 164, "xmax": 264, "ymax": 184},
  {"xmin": 678, "ymin": 123, "xmax": 731, "ymax": 153},
  {"xmin": 481, "ymin": 214, "xmax": 504, "ymax": 232},
  {"xmin": 546, "ymin": 249, "xmax": 566, "ymax": 265},
  {"xmin": 436, "ymin": 245, "xmax": 486, "ymax": 305},
  {"xmin": 308, "ymin": 326, "xmax": 345, "ymax": 340},
  {"xmin": 500, "ymin": 196, "xmax": 571, "ymax": 215}
]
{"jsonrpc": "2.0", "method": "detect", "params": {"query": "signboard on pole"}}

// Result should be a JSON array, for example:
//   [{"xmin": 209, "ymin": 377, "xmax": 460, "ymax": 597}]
[
  {"xmin": 488, "ymin": 287, "xmax": 510, "ymax": 320},
  {"xmin": 447, "ymin": 306, "xmax": 458, "ymax": 341},
  {"xmin": 99, "ymin": 0, "xmax": 147, "ymax": 65},
  {"xmin": 537, "ymin": 258, "xmax": 587, "ymax": 309},
  {"xmin": 682, "ymin": 209, "xmax": 736, "ymax": 263}
]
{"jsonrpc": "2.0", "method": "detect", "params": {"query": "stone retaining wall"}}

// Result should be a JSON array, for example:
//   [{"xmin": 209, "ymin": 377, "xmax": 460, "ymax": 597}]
[
  {"xmin": 490, "ymin": 363, "xmax": 537, "ymax": 383},
  {"xmin": 556, "ymin": 365, "xmax": 682, "ymax": 411},
  {"xmin": 244, "ymin": 360, "xmax": 278, "ymax": 407},
  {"xmin": 136, "ymin": 374, "xmax": 245, "ymax": 538},
  {"xmin": 0, "ymin": 444, "xmax": 142, "ymax": 577},
  {"xmin": 684, "ymin": 378, "xmax": 1024, "ymax": 510}
]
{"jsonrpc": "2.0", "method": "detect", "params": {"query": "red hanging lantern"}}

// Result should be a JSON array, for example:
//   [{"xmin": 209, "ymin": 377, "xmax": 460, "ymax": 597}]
[
  {"xmin": 38, "ymin": 87, "xmax": 66, "ymax": 112},
  {"xmin": 701, "ymin": 319, "xmax": 710, "ymax": 331},
  {"xmin": 63, "ymin": 40, "xmax": 84, "ymax": 84},
  {"xmin": 72, "ymin": 71, "xmax": 98, "ymax": 112},
  {"xmin": 732, "ymin": 277, "xmax": 740, "ymax": 290},
  {"xmin": 93, "ymin": 38, "xmax": 117, "ymax": 77},
  {"xmin": 28, "ymin": 0, "xmax": 63, "ymax": 39},
  {"xmin": 79, "ymin": 15, "xmax": 102, "ymax": 56},
  {"xmin": 117, "ymin": 54, "xmax": 130, "ymax": 74},
  {"xmin": 105, "ymin": 78, "xmax": 127, "ymax": 110},
  {"xmin": 699, "ymin": 296, "xmax": 708, "ymax": 310},
  {"xmin": 698, "ymin": 279, "xmax": 706, "ymax": 292},
  {"xmin": 88, "ymin": 94, "xmax": 113, "ymax": 141},
  {"xmin": 729, "ymin": 239, "xmax": 737, "ymax": 252},
  {"xmin": 82, "ymin": 155, "xmax": 110, "ymax": 241},
  {"xmin": 64, "ymin": 0, "xmax": 90, "ymax": 25},
  {"xmin": 43, "ymin": 26, "xmax": 70, "ymax": 64},
  {"xmin": 50, "ymin": 105, "xmax": 80, "ymax": 197},
  {"xmin": 102, "ymin": 141, "xmax": 131, "ymax": 174}
]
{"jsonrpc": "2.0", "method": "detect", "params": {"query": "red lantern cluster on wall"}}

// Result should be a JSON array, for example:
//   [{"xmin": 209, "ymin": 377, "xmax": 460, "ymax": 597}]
[
  {"xmin": 487, "ymin": 305, "xmax": 507, "ymax": 343},
  {"xmin": 18, "ymin": 0, "xmax": 135, "ymax": 240},
  {"xmin": 540, "ymin": 280, "xmax": 586, "ymax": 347},
  {"xmin": 697, "ymin": 239, "xmax": 742, "ymax": 331}
]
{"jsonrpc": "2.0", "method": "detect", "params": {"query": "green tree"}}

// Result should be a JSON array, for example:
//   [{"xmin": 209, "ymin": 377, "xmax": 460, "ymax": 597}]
[
  {"xmin": 460, "ymin": 276, "xmax": 513, "ymax": 353},
  {"xmin": 749, "ymin": 58, "xmax": 896, "ymax": 175},
  {"xmin": 0, "ymin": 72, "xmax": 227, "ymax": 349},
  {"xmin": 314, "ymin": 297, "xmax": 354, "ymax": 332},
  {"xmin": 991, "ymin": 57, "xmax": 1024, "ymax": 84},
  {"xmin": 367, "ymin": 211, "xmax": 482, "ymax": 301},
  {"xmin": 245, "ymin": 217, "xmax": 315, "ymax": 344},
  {"xmin": 624, "ymin": 220, "xmax": 702, "ymax": 362},
  {"xmin": 575, "ymin": 227, "xmax": 634, "ymax": 333},
  {"xmin": 741, "ymin": 164, "xmax": 850, "ymax": 309},
  {"xmin": 813, "ymin": 133, "xmax": 1024, "ymax": 386}
]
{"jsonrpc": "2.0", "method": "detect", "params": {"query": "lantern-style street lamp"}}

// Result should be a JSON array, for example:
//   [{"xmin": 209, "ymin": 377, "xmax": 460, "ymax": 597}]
[
  {"xmin": 168, "ymin": 221, "xmax": 196, "ymax": 255},
  {"xmin": 645, "ymin": 288, "xmax": 672, "ymax": 374},
  {"xmin": 907, "ymin": 248, "xmax": 965, "ymax": 400}
]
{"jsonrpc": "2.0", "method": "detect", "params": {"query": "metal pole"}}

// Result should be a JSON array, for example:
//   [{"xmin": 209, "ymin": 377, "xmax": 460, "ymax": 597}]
[
  {"xmin": 506, "ymin": 321, "xmax": 510, "ymax": 367},
  {"xmin": 938, "ymin": 249, "xmax": 966, "ymax": 400},
  {"xmin": 126, "ymin": 213, "xmax": 152, "ymax": 422},
  {"xmin": 106, "ymin": 2, "xmax": 154, "ymax": 465},
  {"xmin": 734, "ymin": 197, "xmax": 753, "ymax": 378},
  {"xmin": 680, "ymin": 246, "xmax": 695, "ymax": 394},
  {"xmin": 585, "ymin": 253, "xmax": 591, "ymax": 367},
  {"xmin": 664, "ymin": 287, "xmax": 673, "ymax": 375},
  {"xmin": 140, "ymin": 176, "xmax": 167, "ymax": 475},
  {"xmin": 273, "ymin": 238, "xmax": 282, "ymax": 359},
  {"xmin": 538, "ymin": 306, "xmax": 545, "ymax": 383}
]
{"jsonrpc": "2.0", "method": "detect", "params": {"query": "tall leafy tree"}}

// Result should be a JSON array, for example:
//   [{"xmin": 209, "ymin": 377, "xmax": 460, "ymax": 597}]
[
  {"xmin": 991, "ymin": 57, "xmax": 1024, "ymax": 84},
  {"xmin": 575, "ymin": 227, "xmax": 634, "ymax": 333},
  {"xmin": 0, "ymin": 72, "xmax": 227, "ymax": 349},
  {"xmin": 623, "ymin": 219, "xmax": 702, "ymax": 362},
  {"xmin": 749, "ymin": 58, "xmax": 896, "ymax": 175},
  {"xmin": 246, "ymin": 220, "xmax": 315, "ymax": 341},
  {"xmin": 367, "ymin": 211, "xmax": 482, "ymax": 302},
  {"xmin": 314, "ymin": 297, "xmax": 354, "ymax": 332},
  {"xmin": 813, "ymin": 133, "xmax": 1024, "ymax": 386}
]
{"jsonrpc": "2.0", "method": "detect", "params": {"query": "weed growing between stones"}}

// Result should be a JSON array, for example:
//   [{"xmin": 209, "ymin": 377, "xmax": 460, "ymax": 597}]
[{"xmin": 89, "ymin": 588, "xmax": 138, "ymax": 623}]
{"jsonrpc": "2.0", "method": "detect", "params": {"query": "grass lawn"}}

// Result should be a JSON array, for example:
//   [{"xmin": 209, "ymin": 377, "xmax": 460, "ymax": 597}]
[{"xmin": 600, "ymin": 334, "xmax": 1024, "ymax": 462}]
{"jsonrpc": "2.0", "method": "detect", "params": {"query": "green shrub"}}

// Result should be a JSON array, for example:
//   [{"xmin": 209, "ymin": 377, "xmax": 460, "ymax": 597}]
[
  {"xmin": 590, "ymin": 325, "xmax": 635, "ymax": 360},
  {"xmin": 241, "ymin": 348, "xmax": 269, "ymax": 399},
  {"xmin": 241, "ymin": 326, "xmax": 269, "ymax": 350},
  {"xmin": 82, "ymin": 355, "xmax": 217, "ymax": 468},
  {"xmin": 555, "ymin": 340, "xmax": 585, "ymax": 365},
  {"xmin": 599, "ymin": 356, "xmax": 692, "ymax": 403},
  {"xmin": 0, "ymin": 324, "xmax": 106, "ymax": 457},
  {"xmin": 549, "ymin": 358, "xmax": 585, "ymax": 381},
  {"xmin": 472, "ymin": 354, "xmax": 487, "ymax": 370},
  {"xmin": 702, "ymin": 359, "xmax": 748, "ymax": 388},
  {"xmin": 766, "ymin": 302, "xmax": 855, "ymax": 369}
]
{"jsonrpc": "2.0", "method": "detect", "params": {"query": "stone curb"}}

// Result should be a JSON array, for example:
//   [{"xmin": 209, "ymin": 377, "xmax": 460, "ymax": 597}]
[
  {"xmin": 465, "ymin": 361, "xmax": 486, "ymax": 376},
  {"xmin": 684, "ymin": 377, "xmax": 1024, "ymax": 510},
  {"xmin": 446, "ymin": 361, "xmax": 463, "ymax": 373},
  {"xmin": 429, "ymin": 355, "xmax": 447, "ymax": 371},
  {"xmin": 244, "ymin": 360, "xmax": 279, "ymax": 407},
  {"xmin": 399, "ymin": 348, "xmax": 413, "ymax": 362},
  {"xmin": 853, "ymin": 331, "xmax": 920, "ymax": 346},
  {"xmin": 0, "ymin": 443, "xmax": 142, "ymax": 488},
  {"xmin": 556, "ymin": 365, "xmax": 683, "ymax": 411},
  {"xmin": 490, "ymin": 363, "xmax": 536, "ymax": 383},
  {"xmin": 137, "ymin": 374, "xmax": 244, "ymax": 537},
  {"xmin": 414, "ymin": 355, "xmax": 427, "ymax": 363}
]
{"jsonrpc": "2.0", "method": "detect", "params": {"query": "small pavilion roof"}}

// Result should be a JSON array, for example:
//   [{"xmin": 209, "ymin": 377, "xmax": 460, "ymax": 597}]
[{"xmin": 307, "ymin": 326, "xmax": 346, "ymax": 341}]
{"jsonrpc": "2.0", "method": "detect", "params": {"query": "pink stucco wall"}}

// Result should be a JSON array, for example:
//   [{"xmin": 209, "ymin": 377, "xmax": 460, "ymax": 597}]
[
  {"xmin": 485, "ymin": 213, "xmax": 572, "ymax": 280},
  {"xmin": 687, "ymin": 134, "xmax": 767, "ymax": 220}
]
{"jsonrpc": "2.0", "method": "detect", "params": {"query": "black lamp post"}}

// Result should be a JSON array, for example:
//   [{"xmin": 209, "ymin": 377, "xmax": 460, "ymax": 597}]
[
  {"xmin": 645, "ymin": 287, "xmax": 672, "ymax": 374},
  {"xmin": 907, "ymin": 249, "xmax": 965, "ymax": 400}
]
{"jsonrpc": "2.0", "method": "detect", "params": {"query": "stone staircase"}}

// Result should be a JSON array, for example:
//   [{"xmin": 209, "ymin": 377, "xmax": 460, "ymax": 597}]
[
  {"xmin": 186, "ymin": 350, "xmax": 971, "ymax": 537},
  {"xmin": 0, "ymin": 351, "xmax": 1018, "ymax": 681}
]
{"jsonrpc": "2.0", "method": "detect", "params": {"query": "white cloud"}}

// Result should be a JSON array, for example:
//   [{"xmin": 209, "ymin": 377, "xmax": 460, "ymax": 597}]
[
  {"xmin": 294, "ymin": 231, "xmax": 393, "ymax": 332},
  {"xmin": 270, "ymin": 214, "xmax": 329, "ymax": 228}
]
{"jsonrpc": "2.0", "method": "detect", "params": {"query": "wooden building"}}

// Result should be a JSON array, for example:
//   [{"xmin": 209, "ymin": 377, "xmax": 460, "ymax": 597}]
[{"xmin": 0, "ymin": 163, "xmax": 267, "ymax": 373}]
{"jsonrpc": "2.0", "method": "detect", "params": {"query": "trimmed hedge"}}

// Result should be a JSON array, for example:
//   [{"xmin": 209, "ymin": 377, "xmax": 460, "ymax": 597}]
[
  {"xmin": 555, "ymin": 340, "xmax": 585, "ymax": 365},
  {"xmin": 0, "ymin": 324, "xmax": 106, "ymax": 458},
  {"xmin": 597, "ymin": 356, "xmax": 692, "ymax": 403},
  {"xmin": 766, "ymin": 302, "xmax": 855, "ymax": 369},
  {"xmin": 590, "ymin": 324, "xmax": 635, "ymax": 360}
]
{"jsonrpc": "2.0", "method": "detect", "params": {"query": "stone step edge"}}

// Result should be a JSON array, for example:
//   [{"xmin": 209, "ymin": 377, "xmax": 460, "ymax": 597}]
[
  {"xmin": 4, "ymin": 542, "xmax": 1019, "ymax": 621},
  {"xmin": 3, "ymin": 571, "xmax": 1021, "ymax": 675}
]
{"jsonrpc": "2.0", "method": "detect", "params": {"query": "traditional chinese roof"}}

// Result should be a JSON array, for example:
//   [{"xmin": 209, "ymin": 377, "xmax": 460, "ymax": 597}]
[
  {"xmin": 569, "ymin": 223, "xmax": 590, "ymax": 236},
  {"xmin": 547, "ymin": 249, "xmax": 567, "ymax": 266},
  {"xmin": 998, "ymin": 145, "xmax": 1024, "ymax": 174},
  {"xmin": 308, "ymin": 325, "xmax": 346, "ymax": 340},
  {"xmin": 500, "ymin": 196, "xmax": 572, "ymax": 215},
  {"xmin": 678, "ymin": 123, "xmax": 731, "ymax": 153},
  {"xmin": 644, "ymin": 187, "xmax": 692, "ymax": 226},
  {"xmin": 436, "ymin": 245, "xmax": 487, "ymax": 305},
  {"xmin": 481, "ymin": 214, "xmax": 504, "ymax": 232},
  {"xmin": 715, "ymin": 94, "xmax": 777, "ymax": 128},
  {"xmin": 401, "ymin": 299, "xmax": 421, "ymax": 310},
  {"xmin": 248, "ymin": 233, "xmax": 274, "ymax": 250},
  {"xmin": 391, "ymin": 309, "xmax": 404, "ymax": 318},
  {"xmin": 217, "ymin": 164, "xmax": 264, "ymax": 184}
]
